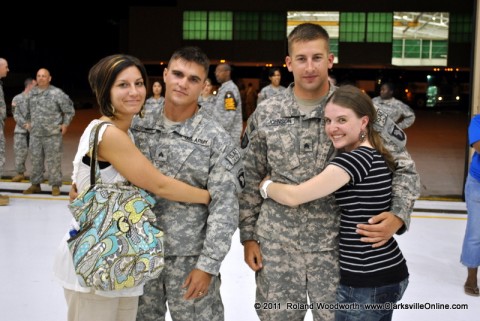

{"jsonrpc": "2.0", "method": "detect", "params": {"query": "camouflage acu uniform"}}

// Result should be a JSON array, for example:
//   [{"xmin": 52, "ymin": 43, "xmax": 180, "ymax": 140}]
[
  {"xmin": 132, "ymin": 96, "xmax": 164, "ymax": 129},
  {"xmin": 25, "ymin": 85, "xmax": 74, "ymax": 186},
  {"xmin": 12, "ymin": 92, "xmax": 36, "ymax": 174},
  {"xmin": 198, "ymin": 94, "xmax": 216, "ymax": 114},
  {"xmin": 372, "ymin": 96, "xmax": 416, "ymax": 129},
  {"xmin": 132, "ymin": 104, "xmax": 244, "ymax": 321},
  {"xmin": 256, "ymin": 84, "xmax": 286, "ymax": 106},
  {"xmin": 212, "ymin": 79, "xmax": 243, "ymax": 143},
  {"xmin": 239, "ymin": 84, "xmax": 420, "ymax": 321},
  {"xmin": 0, "ymin": 80, "xmax": 6, "ymax": 176}
]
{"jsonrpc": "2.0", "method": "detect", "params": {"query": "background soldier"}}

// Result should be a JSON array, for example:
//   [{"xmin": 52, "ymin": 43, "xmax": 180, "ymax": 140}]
[
  {"xmin": 11, "ymin": 78, "xmax": 39, "ymax": 182},
  {"xmin": 0, "ymin": 58, "xmax": 9, "ymax": 205},
  {"xmin": 256, "ymin": 67, "xmax": 286, "ymax": 106},
  {"xmin": 372, "ymin": 82, "xmax": 416, "ymax": 130},
  {"xmin": 23, "ymin": 68, "xmax": 75, "ymax": 196},
  {"xmin": 213, "ymin": 63, "xmax": 243, "ymax": 143}
]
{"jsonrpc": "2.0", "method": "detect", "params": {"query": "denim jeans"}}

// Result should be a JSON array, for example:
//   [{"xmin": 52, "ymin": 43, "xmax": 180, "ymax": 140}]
[
  {"xmin": 335, "ymin": 278, "xmax": 409, "ymax": 321},
  {"xmin": 461, "ymin": 174, "xmax": 480, "ymax": 267}
]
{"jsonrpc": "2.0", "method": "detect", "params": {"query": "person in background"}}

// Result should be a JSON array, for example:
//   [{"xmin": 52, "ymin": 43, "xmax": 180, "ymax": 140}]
[
  {"xmin": 55, "ymin": 54, "xmax": 210, "ymax": 321},
  {"xmin": 132, "ymin": 80, "xmax": 164, "ymax": 128},
  {"xmin": 260, "ymin": 85, "xmax": 410, "ymax": 321},
  {"xmin": 372, "ymin": 82, "xmax": 416, "ymax": 130},
  {"xmin": 244, "ymin": 82, "xmax": 257, "ymax": 121},
  {"xmin": 198, "ymin": 77, "xmax": 215, "ymax": 109},
  {"xmin": 239, "ymin": 23, "xmax": 420, "ymax": 321},
  {"xmin": 23, "ymin": 68, "xmax": 75, "ymax": 196},
  {"xmin": 0, "ymin": 58, "xmax": 9, "ymax": 205},
  {"xmin": 256, "ymin": 67, "xmax": 285, "ymax": 106},
  {"xmin": 11, "ymin": 78, "xmax": 38, "ymax": 182},
  {"xmin": 213, "ymin": 63, "xmax": 243, "ymax": 143},
  {"xmin": 134, "ymin": 46, "xmax": 244, "ymax": 321},
  {"xmin": 460, "ymin": 114, "xmax": 480, "ymax": 297}
]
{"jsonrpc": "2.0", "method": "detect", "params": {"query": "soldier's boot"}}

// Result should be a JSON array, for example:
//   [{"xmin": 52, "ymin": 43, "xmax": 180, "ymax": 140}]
[
  {"xmin": 52, "ymin": 186, "xmax": 61, "ymax": 196},
  {"xmin": 23, "ymin": 184, "xmax": 42, "ymax": 194},
  {"xmin": 0, "ymin": 194, "xmax": 9, "ymax": 206},
  {"xmin": 11, "ymin": 173, "xmax": 26, "ymax": 182}
]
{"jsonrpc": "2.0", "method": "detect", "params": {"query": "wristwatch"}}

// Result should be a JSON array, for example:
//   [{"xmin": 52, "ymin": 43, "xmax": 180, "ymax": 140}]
[{"xmin": 260, "ymin": 180, "xmax": 273, "ymax": 199}]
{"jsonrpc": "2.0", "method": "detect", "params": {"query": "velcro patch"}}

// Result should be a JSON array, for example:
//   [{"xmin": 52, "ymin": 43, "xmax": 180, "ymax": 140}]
[
  {"xmin": 226, "ymin": 148, "xmax": 241, "ymax": 167},
  {"xmin": 224, "ymin": 91, "xmax": 237, "ymax": 111}
]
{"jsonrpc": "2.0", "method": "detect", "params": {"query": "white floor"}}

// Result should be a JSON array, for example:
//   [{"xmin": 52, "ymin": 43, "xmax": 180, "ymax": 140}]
[{"xmin": 0, "ymin": 188, "xmax": 478, "ymax": 321}]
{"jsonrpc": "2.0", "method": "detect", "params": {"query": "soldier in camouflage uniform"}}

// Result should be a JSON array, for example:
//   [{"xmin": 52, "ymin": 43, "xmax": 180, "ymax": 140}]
[
  {"xmin": 239, "ymin": 23, "xmax": 420, "ymax": 321},
  {"xmin": 23, "ymin": 68, "xmax": 75, "ymax": 196},
  {"xmin": 372, "ymin": 82, "xmax": 416, "ymax": 130},
  {"xmin": 11, "ymin": 78, "xmax": 39, "ymax": 182},
  {"xmin": 134, "ymin": 47, "xmax": 244, "ymax": 321},
  {"xmin": 256, "ymin": 67, "xmax": 286, "ymax": 106},
  {"xmin": 0, "ymin": 58, "xmax": 9, "ymax": 205},
  {"xmin": 197, "ymin": 77, "xmax": 216, "ymax": 113},
  {"xmin": 132, "ymin": 80, "xmax": 164, "ymax": 129},
  {"xmin": 213, "ymin": 63, "xmax": 243, "ymax": 144}
]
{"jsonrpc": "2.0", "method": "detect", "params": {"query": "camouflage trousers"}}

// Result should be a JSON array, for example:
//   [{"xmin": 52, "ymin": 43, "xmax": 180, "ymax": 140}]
[
  {"xmin": 137, "ymin": 256, "xmax": 224, "ymax": 321},
  {"xmin": 29, "ymin": 134, "xmax": 63, "ymax": 186},
  {"xmin": 0, "ymin": 120, "xmax": 4, "ymax": 176},
  {"xmin": 13, "ymin": 132, "xmax": 29, "ymax": 174},
  {"xmin": 255, "ymin": 236, "xmax": 339, "ymax": 321}
]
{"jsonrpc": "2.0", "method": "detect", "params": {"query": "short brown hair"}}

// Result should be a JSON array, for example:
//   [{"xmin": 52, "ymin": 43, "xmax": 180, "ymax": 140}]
[{"xmin": 288, "ymin": 23, "xmax": 330, "ymax": 55}]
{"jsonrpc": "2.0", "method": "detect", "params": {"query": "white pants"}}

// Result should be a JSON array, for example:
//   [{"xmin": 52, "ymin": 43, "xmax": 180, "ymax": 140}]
[{"xmin": 64, "ymin": 288, "xmax": 139, "ymax": 321}]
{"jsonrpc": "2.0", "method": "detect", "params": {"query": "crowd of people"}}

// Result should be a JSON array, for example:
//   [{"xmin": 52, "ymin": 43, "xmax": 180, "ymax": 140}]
[{"xmin": 0, "ymin": 21, "xmax": 476, "ymax": 321}]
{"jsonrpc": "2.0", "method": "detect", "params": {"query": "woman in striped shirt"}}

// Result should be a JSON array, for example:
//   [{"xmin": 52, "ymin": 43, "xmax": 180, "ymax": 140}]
[{"xmin": 259, "ymin": 85, "xmax": 409, "ymax": 321}]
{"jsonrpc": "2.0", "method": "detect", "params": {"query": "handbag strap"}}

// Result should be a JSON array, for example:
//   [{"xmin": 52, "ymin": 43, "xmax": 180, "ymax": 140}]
[{"xmin": 89, "ymin": 121, "xmax": 112, "ymax": 186}]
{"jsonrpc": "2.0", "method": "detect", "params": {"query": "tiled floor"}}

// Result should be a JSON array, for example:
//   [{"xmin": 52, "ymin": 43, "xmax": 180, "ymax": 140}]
[{"xmin": 0, "ymin": 189, "xmax": 477, "ymax": 321}]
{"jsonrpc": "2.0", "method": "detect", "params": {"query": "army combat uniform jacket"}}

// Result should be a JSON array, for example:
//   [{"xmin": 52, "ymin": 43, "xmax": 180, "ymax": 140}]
[
  {"xmin": 26, "ymin": 85, "xmax": 75, "ymax": 136},
  {"xmin": 372, "ymin": 96, "xmax": 416, "ymax": 129},
  {"xmin": 239, "ymin": 84, "xmax": 420, "ymax": 251},
  {"xmin": 131, "ymin": 104, "xmax": 245, "ymax": 275},
  {"xmin": 213, "ymin": 79, "xmax": 243, "ymax": 142}
]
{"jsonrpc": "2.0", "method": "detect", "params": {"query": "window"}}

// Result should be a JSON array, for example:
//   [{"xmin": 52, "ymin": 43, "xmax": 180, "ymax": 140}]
[
  {"xmin": 183, "ymin": 11, "xmax": 284, "ymax": 41},
  {"xmin": 392, "ymin": 12, "xmax": 449, "ymax": 66},
  {"xmin": 261, "ymin": 12, "xmax": 285, "ymax": 40},
  {"xmin": 183, "ymin": 11, "xmax": 207, "ymax": 40},
  {"xmin": 234, "ymin": 12, "xmax": 259, "ymax": 40},
  {"xmin": 367, "ymin": 13, "xmax": 392, "ymax": 42},
  {"xmin": 449, "ymin": 13, "xmax": 472, "ymax": 43},
  {"xmin": 208, "ymin": 11, "xmax": 233, "ymax": 40},
  {"xmin": 340, "ymin": 12, "xmax": 366, "ymax": 42}
]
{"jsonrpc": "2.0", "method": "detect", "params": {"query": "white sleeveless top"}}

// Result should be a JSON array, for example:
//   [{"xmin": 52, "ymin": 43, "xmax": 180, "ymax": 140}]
[{"xmin": 53, "ymin": 119, "xmax": 143, "ymax": 297}]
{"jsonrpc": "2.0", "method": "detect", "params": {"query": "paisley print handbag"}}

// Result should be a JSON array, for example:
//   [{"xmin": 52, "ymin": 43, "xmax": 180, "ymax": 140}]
[{"xmin": 67, "ymin": 122, "xmax": 164, "ymax": 291}]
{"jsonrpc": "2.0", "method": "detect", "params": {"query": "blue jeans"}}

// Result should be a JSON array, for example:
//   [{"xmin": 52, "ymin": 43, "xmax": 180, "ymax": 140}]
[
  {"xmin": 461, "ymin": 174, "xmax": 480, "ymax": 267},
  {"xmin": 335, "ymin": 278, "xmax": 409, "ymax": 321}
]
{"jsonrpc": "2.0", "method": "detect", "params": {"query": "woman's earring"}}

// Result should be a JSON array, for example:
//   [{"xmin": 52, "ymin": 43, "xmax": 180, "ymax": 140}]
[
  {"xmin": 111, "ymin": 105, "xmax": 116, "ymax": 115},
  {"xmin": 359, "ymin": 131, "xmax": 366, "ymax": 142}
]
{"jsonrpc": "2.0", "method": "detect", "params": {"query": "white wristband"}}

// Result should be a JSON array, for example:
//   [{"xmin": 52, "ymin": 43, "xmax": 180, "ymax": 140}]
[{"xmin": 260, "ymin": 180, "xmax": 273, "ymax": 199}]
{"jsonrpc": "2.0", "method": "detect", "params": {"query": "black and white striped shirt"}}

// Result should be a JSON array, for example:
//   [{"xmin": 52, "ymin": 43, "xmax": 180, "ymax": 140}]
[{"xmin": 331, "ymin": 146, "xmax": 408, "ymax": 287}]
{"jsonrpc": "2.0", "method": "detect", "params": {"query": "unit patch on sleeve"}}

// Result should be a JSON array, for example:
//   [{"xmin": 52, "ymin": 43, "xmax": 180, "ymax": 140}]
[{"xmin": 224, "ymin": 91, "xmax": 237, "ymax": 111}]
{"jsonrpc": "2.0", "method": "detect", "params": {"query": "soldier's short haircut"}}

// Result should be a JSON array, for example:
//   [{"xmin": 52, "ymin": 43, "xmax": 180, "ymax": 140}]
[
  {"xmin": 169, "ymin": 46, "xmax": 210, "ymax": 78},
  {"xmin": 287, "ymin": 23, "xmax": 330, "ymax": 55},
  {"xmin": 24, "ymin": 78, "xmax": 34, "ymax": 87}
]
